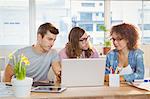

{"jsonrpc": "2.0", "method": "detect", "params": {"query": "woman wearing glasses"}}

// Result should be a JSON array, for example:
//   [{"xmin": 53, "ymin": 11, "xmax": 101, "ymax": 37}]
[
  {"xmin": 59, "ymin": 27, "xmax": 99, "ymax": 59},
  {"xmin": 105, "ymin": 23, "xmax": 144, "ymax": 82}
]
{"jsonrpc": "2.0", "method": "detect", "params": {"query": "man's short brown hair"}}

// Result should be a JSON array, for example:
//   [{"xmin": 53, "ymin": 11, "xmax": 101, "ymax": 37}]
[{"xmin": 37, "ymin": 23, "xmax": 59, "ymax": 38}]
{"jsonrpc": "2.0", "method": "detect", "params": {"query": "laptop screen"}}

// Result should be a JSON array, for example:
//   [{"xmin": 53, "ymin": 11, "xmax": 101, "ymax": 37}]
[{"xmin": 61, "ymin": 58, "xmax": 106, "ymax": 87}]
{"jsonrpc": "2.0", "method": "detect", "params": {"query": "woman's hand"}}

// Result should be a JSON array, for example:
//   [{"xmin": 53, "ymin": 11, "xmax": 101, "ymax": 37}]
[{"xmin": 105, "ymin": 74, "xmax": 109, "ymax": 82}]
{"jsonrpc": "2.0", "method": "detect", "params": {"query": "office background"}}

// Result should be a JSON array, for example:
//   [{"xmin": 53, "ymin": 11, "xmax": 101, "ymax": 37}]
[{"xmin": 0, "ymin": 0, "xmax": 150, "ymax": 76}]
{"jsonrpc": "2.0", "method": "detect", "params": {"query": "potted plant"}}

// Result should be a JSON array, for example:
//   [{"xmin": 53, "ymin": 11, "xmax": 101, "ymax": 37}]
[
  {"xmin": 99, "ymin": 25, "xmax": 111, "ymax": 55},
  {"xmin": 103, "ymin": 40, "xmax": 111, "ymax": 55},
  {"xmin": 9, "ymin": 53, "xmax": 33, "ymax": 97}
]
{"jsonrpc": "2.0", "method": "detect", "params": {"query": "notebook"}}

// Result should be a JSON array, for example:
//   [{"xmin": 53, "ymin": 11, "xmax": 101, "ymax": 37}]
[
  {"xmin": 127, "ymin": 78, "xmax": 150, "ymax": 91},
  {"xmin": 61, "ymin": 58, "xmax": 106, "ymax": 87}
]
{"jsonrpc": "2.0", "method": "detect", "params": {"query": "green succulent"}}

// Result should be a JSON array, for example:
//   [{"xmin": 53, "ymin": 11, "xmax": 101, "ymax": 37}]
[{"xmin": 104, "ymin": 40, "xmax": 111, "ymax": 47}]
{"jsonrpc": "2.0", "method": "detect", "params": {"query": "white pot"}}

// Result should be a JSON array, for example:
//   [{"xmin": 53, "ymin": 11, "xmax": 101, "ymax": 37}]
[{"xmin": 11, "ymin": 77, "xmax": 33, "ymax": 97}]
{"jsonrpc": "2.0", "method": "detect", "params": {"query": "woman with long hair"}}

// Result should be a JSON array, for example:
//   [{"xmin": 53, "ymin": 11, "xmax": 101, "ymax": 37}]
[{"xmin": 59, "ymin": 27, "xmax": 99, "ymax": 59}]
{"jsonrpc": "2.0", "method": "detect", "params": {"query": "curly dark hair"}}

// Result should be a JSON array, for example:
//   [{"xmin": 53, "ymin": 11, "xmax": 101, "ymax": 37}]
[
  {"xmin": 110, "ymin": 23, "xmax": 139, "ymax": 50},
  {"xmin": 66, "ymin": 27, "xmax": 93, "ymax": 58}
]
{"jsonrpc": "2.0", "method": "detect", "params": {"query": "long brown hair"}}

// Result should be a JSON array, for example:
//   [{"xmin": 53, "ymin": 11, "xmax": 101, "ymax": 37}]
[{"xmin": 66, "ymin": 27, "xmax": 93, "ymax": 58}]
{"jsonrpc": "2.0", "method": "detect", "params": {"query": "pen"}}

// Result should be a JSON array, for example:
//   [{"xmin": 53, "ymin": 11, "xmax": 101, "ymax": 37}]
[
  {"xmin": 5, "ymin": 83, "xmax": 12, "ymax": 86},
  {"xmin": 115, "ymin": 66, "xmax": 123, "ymax": 74},
  {"xmin": 112, "ymin": 68, "xmax": 115, "ymax": 74},
  {"xmin": 144, "ymin": 79, "xmax": 150, "ymax": 82},
  {"xmin": 115, "ymin": 67, "xmax": 118, "ymax": 74},
  {"xmin": 110, "ymin": 68, "xmax": 115, "ymax": 74},
  {"xmin": 133, "ymin": 79, "xmax": 150, "ymax": 83}
]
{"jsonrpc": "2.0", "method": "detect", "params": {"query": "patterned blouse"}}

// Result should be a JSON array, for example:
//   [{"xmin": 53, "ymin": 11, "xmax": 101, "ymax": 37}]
[{"xmin": 105, "ymin": 49, "xmax": 144, "ymax": 82}]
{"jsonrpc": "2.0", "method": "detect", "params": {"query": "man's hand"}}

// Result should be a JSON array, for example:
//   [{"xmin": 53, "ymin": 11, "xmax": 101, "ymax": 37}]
[
  {"xmin": 4, "ymin": 64, "xmax": 14, "ymax": 82},
  {"xmin": 56, "ymin": 71, "xmax": 61, "ymax": 83},
  {"xmin": 51, "ymin": 61, "xmax": 61, "ymax": 83}
]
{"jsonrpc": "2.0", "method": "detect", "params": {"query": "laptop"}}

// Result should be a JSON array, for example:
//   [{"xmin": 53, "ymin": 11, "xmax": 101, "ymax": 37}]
[{"xmin": 61, "ymin": 58, "xmax": 106, "ymax": 87}]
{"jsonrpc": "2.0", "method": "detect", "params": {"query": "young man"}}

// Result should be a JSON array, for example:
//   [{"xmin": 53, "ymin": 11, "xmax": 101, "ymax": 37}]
[{"xmin": 4, "ymin": 22, "xmax": 61, "ymax": 82}]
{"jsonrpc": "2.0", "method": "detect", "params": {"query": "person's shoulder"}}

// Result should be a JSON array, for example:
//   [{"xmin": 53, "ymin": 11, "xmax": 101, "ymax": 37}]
[
  {"xmin": 91, "ymin": 47, "xmax": 98, "ymax": 52},
  {"xmin": 132, "ymin": 48, "xmax": 144, "ymax": 54},
  {"xmin": 48, "ymin": 48, "xmax": 58, "ymax": 54},
  {"xmin": 17, "ymin": 46, "xmax": 31, "ymax": 50},
  {"xmin": 58, "ymin": 47, "xmax": 68, "ymax": 59},
  {"xmin": 106, "ymin": 49, "xmax": 118, "ymax": 60},
  {"xmin": 58, "ymin": 47, "xmax": 67, "ymax": 57},
  {"xmin": 107, "ymin": 49, "xmax": 117, "ymax": 55},
  {"xmin": 59, "ymin": 47, "xmax": 66, "ymax": 53},
  {"xmin": 15, "ymin": 46, "xmax": 32, "ymax": 54}
]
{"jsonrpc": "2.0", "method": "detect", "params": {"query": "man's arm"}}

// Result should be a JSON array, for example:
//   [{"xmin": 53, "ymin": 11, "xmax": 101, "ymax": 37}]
[
  {"xmin": 4, "ymin": 64, "xmax": 14, "ymax": 82},
  {"xmin": 51, "ymin": 61, "xmax": 61, "ymax": 82}
]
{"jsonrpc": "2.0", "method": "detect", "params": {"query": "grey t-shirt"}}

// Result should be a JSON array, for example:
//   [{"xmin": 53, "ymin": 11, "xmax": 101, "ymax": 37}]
[{"xmin": 8, "ymin": 46, "xmax": 60, "ymax": 81}]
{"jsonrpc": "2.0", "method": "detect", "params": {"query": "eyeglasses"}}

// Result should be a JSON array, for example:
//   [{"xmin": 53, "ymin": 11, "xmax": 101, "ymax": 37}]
[
  {"xmin": 110, "ymin": 37, "xmax": 123, "ymax": 42},
  {"xmin": 79, "ymin": 35, "xmax": 90, "ymax": 43}
]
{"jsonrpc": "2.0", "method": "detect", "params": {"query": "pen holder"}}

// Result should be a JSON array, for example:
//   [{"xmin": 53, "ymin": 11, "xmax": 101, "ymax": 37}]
[{"xmin": 109, "ymin": 74, "xmax": 120, "ymax": 87}]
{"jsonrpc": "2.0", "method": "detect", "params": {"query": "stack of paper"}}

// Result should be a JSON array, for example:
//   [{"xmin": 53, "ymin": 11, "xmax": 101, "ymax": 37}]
[
  {"xmin": 0, "ymin": 83, "xmax": 13, "ymax": 97},
  {"xmin": 128, "ymin": 79, "xmax": 150, "ymax": 91}
]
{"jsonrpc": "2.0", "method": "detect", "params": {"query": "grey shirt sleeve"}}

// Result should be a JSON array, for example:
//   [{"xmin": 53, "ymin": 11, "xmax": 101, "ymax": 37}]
[{"xmin": 50, "ymin": 49, "xmax": 60, "ymax": 62}]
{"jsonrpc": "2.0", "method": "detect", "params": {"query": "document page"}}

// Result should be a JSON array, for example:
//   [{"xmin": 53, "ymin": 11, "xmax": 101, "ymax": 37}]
[
  {"xmin": 127, "ymin": 79, "xmax": 150, "ymax": 91},
  {"xmin": 0, "ymin": 83, "xmax": 13, "ymax": 97}
]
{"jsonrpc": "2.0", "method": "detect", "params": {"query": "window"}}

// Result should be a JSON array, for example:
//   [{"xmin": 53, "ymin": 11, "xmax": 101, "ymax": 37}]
[
  {"xmin": 36, "ymin": 0, "xmax": 70, "ymax": 48},
  {"xmin": 80, "ymin": 12, "xmax": 92, "ymax": 21},
  {"xmin": 142, "ymin": 1, "xmax": 150, "ymax": 44},
  {"xmin": 139, "ymin": 24, "xmax": 150, "ymax": 30},
  {"xmin": 78, "ymin": 24, "xmax": 93, "ymax": 31},
  {"xmin": 71, "ymin": 0, "xmax": 105, "ymax": 45},
  {"xmin": 96, "ymin": 24, "xmax": 104, "ymax": 31},
  {"xmin": 99, "ymin": 3, "xmax": 103, "ymax": 6},
  {"xmin": 81, "ymin": 3, "xmax": 95, "ymax": 7},
  {"xmin": 0, "ymin": 0, "xmax": 149, "ymax": 48},
  {"xmin": 36, "ymin": 0, "xmax": 105, "ymax": 46},
  {"xmin": 96, "ymin": 13, "xmax": 99, "ymax": 16},
  {"xmin": 110, "ymin": 1, "xmax": 150, "ymax": 44},
  {"xmin": 0, "ymin": 0, "xmax": 29, "ymax": 45}
]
